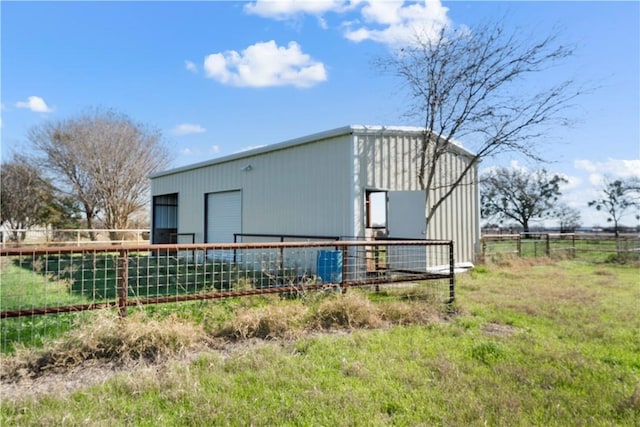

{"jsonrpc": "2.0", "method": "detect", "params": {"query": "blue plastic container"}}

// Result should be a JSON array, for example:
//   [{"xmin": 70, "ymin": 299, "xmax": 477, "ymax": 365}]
[{"xmin": 316, "ymin": 250, "xmax": 343, "ymax": 284}]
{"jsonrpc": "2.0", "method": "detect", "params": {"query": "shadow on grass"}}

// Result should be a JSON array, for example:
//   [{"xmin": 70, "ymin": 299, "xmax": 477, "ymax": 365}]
[
  {"xmin": 16, "ymin": 254, "xmax": 243, "ymax": 301},
  {"xmin": 12, "ymin": 253, "xmax": 305, "ymax": 303}
]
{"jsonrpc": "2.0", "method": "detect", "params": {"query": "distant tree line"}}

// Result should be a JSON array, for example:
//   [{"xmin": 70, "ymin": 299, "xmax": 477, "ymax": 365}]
[{"xmin": 480, "ymin": 167, "xmax": 639, "ymax": 236}]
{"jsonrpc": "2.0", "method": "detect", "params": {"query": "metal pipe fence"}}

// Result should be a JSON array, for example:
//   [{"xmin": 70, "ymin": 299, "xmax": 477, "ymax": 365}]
[
  {"xmin": 481, "ymin": 233, "xmax": 640, "ymax": 262},
  {"xmin": 1, "ymin": 240, "xmax": 454, "ymax": 352},
  {"xmin": 0, "ymin": 228, "xmax": 149, "ymax": 248}
]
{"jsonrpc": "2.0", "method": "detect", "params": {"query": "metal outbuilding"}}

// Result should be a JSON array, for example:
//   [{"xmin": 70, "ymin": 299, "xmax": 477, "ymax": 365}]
[{"xmin": 149, "ymin": 125, "xmax": 480, "ymax": 263}]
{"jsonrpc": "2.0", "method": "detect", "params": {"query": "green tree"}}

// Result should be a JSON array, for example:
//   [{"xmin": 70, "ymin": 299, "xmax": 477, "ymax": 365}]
[
  {"xmin": 0, "ymin": 156, "xmax": 59, "ymax": 241},
  {"xmin": 588, "ymin": 177, "xmax": 640, "ymax": 237},
  {"xmin": 481, "ymin": 168, "xmax": 567, "ymax": 234}
]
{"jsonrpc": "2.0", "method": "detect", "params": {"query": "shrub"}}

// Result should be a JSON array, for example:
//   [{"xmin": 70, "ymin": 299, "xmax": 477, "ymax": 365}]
[
  {"xmin": 218, "ymin": 304, "xmax": 307, "ymax": 340},
  {"xmin": 309, "ymin": 292, "xmax": 383, "ymax": 330}
]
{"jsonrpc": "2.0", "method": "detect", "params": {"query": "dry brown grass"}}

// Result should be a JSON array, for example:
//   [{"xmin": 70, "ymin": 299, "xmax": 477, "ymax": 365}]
[
  {"xmin": 1, "ymin": 311, "xmax": 204, "ymax": 380},
  {"xmin": 379, "ymin": 300, "xmax": 442, "ymax": 325},
  {"xmin": 1, "ymin": 289, "xmax": 448, "ymax": 382},
  {"xmin": 218, "ymin": 303, "xmax": 308, "ymax": 340},
  {"xmin": 309, "ymin": 292, "xmax": 384, "ymax": 330}
]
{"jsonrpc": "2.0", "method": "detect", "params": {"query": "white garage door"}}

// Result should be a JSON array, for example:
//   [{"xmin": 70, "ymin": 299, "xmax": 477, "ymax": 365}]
[{"xmin": 206, "ymin": 190, "xmax": 242, "ymax": 243}]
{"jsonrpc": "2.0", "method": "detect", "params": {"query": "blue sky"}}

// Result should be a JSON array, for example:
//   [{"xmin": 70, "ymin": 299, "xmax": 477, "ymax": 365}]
[{"xmin": 2, "ymin": 1, "xmax": 639, "ymax": 228}]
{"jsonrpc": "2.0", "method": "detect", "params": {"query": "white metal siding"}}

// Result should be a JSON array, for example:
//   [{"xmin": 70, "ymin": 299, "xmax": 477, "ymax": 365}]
[
  {"xmin": 151, "ymin": 134, "xmax": 354, "ymax": 243},
  {"xmin": 353, "ymin": 130, "xmax": 479, "ymax": 263},
  {"xmin": 151, "ymin": 126, "xmax": 479, "ymax": 262}
]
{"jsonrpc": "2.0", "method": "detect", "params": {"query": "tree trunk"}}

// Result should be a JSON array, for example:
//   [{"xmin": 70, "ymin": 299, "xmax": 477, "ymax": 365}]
[{"xmin": 83, "ymin": 203, "xmax": 97, "ymax": 241}]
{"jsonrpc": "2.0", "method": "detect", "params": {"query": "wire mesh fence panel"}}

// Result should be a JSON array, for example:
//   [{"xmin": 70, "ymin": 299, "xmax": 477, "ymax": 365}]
[
  {"xmin": 481, "ymin": 234, "xmax": 640, "ymax": 262},
  {"xmin": 0, "ymin": 249, "xmax": 118, "ymax": 352},
  {"xmin": 481, "ymin": 235, "xmax": 520, "ymax": 260},
  {"xmin": 1, "ymin": 240, "xmax": 454, "ymax": 352}
]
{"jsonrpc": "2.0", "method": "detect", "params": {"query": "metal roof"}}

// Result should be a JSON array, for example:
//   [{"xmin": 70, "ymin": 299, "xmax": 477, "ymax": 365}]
[{"xmin": 150, "ymin": 124, "xmax": 474, "ymax": 179}]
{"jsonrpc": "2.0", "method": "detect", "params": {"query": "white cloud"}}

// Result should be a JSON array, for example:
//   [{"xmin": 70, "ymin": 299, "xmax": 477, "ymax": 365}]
[
  {"xmin": 203, "ymin": 40, "xmax": 327, "ymax": 88},
  {"xmin": 180, "ymin": 148, "xmax": 193, "ymax": 155},
  {"xmin": 574, "ymin": 158, "xmax": 640, "ymax": 186},
  {"xmin": 209, "ymin": 145, "xmax": 221, "ymax": 155},
  {"xmin": 172, "ymin": 123, "xmax": 206, "ymax": 135},
  {"xmin": 245, "ymin": 1, "xmax": 451, "ymax": 48},
  {"xmin": 244, "ymin": 0, "xmax": 348, "ymax": 20},
  {"xmin": 558, "ymin": 173, "xmax": 582, "ymax": 192},
  {"xmin": 344, "ymin": 0, "xmax": 451, "ymax": 47},
  {"xmin": 185, "ymin": 60, "xmax": 198, "ymax": 73},
  {"xmin": 15, "ymin": 96, "xmax": 53, "ymax": 113}
]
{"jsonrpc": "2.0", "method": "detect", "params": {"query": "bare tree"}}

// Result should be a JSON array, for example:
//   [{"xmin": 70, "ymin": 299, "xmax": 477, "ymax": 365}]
[
  {"xmin": 480, "ymin": 168, "xmax": 567, "ymax": 234},
  {"xmin": 555, "ymin": 204, "xmax": 582, "ymax": 233},
  {"xmin": 376, "ymin": 22, "xmax": 583, "ymax": 226},
  {"xmin": 29, "ymin": 108, "xmax": 171, "ymax": 240},
  {"xmin": 29, "ymin": 119, "xmax": 102, "ymax": 239},
  {"xmin": 588, "ymin": 177, "xmax": 640, "ymax": 237},
  {"xmin": 0, "ymin": 156, "xmax": 56, "ymax": 241}
]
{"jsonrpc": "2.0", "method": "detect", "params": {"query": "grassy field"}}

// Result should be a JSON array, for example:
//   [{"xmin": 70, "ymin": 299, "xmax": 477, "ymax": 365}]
[
  {"xmin": 1, "ymin": 258, "xmax": 639, "ymax": 426},
  {"xmin": 482, "ymin": 235, "xmax": 639, "ymax": 264}
]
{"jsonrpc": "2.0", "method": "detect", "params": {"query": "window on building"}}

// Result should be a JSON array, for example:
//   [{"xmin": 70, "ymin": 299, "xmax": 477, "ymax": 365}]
[
  {"xmin": 366, "ymin": 190, "xmax": 387, "ymax": 229},
  {"xmin": 152, "ymin": 193, "xmax": 178, "ymax": 244}
]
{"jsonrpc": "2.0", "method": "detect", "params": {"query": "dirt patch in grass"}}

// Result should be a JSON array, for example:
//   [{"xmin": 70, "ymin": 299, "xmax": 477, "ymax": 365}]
[
  {"xmin": 0, "ymin": 338, "xmax": 266, "ymax": 404},
  {"xmin": 482, "ymin": 322, "xmax": 521, "ymax": 337}
]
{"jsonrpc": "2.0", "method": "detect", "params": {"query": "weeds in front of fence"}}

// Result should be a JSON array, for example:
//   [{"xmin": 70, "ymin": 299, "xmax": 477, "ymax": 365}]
[
  {"xmin": 1, "ymin": 260, "xmax": 638, "ymax": 426},
  {"xmin": 1, "ymin": 241, "xmax": 453, "ymax": 353},
  {"xmin": 1, "ymin": 310, "xmax": 206, "ymax": 382},
  {"xmin": 0, "ymin": 285, "xmax": 448, "ymax": 380}
]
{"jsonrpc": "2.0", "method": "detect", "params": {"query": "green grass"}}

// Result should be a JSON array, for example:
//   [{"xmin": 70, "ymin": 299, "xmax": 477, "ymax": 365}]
[
  {"xmin": 1, "ymin": 260, "xmax": 639, "ymax": 426},
  {"xmin": 0, "ymin": 262, "xmax": 88, "ymax": 310},
  {"xmin": 483, "ymin": 236, "xmax": 639, "ymax": 264},
  {"xmin": 3, "ymin": 253, "xmax": 308, "ymax": 305},
  {"xmin": 6, "ymin": 253, "xmax": 244, "ymax": 301}
]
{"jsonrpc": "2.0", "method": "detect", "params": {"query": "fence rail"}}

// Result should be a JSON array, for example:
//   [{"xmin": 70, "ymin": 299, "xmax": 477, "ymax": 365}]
[
  {"xmin": 1, "ymin": 240, "xmax": 454, "ymax": 351},
  {"xmin": 0, "ymin": 228, "xmax": 149, "ymax": 248},
  {"xmin": 481, "ymin": 233, "xmax": 640, "ymax": 262}
]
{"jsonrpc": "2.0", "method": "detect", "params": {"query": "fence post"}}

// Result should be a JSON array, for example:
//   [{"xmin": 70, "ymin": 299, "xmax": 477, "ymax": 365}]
[
  {"xmin": 546, "ymin": 234, "xmax": 550, "ymax": 257},
  {"xmin": 340, "ymin": 244, "xmax": 348, "ymax": 294},
  {"xmin": 517, "ymin": 235, "xmax": 522, "ymax": 257},
  {"xmin": 118, "ymin": 250, "xmax": 128, "ymax": 317},
  {"xmin": 448, "ymin": 241, "xmax": 455, "ymax": 303}
]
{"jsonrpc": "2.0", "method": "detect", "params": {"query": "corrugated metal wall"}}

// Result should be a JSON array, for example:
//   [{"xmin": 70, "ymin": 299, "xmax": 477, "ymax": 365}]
[
  {"xmin": 151, "ymin": 126, "xmax": 479, "ymax": 262},
  {"xmin": 151, "ymin": 134, "xmax": 354, "ymax": 243},
  {"xmin": 352, "ymin": 129, "xmax": 479, "ymax": 263}
]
